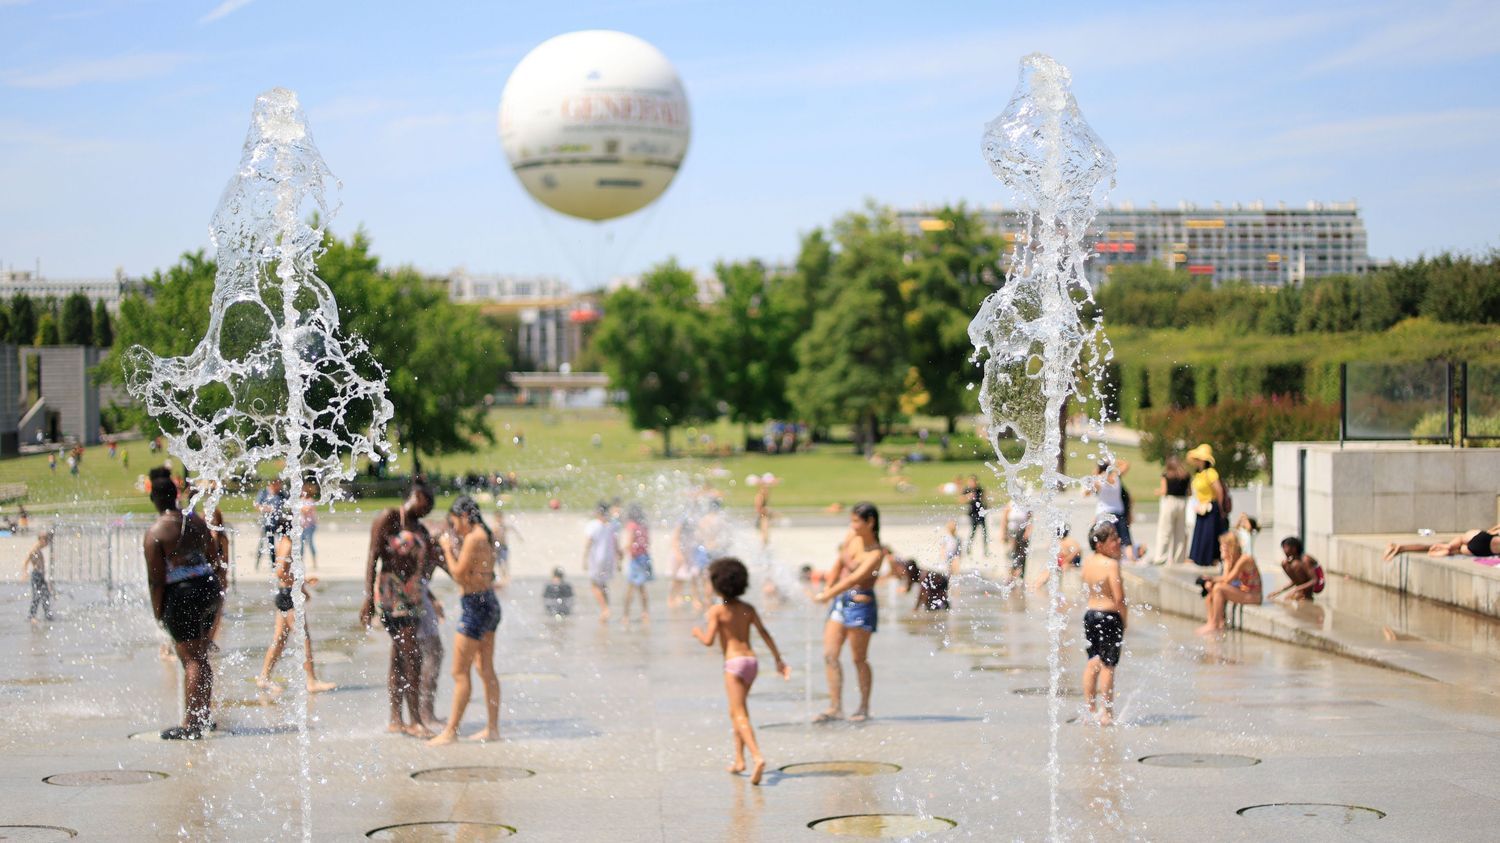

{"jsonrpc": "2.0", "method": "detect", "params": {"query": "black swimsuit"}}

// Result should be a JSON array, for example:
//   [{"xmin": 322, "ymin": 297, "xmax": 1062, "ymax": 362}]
[
  {"xmin": 163, "ymin": 551, "xmax": 220, "ymax": 643},
  {"xmin": 1467, "ymin": 530, "xmax": 1496, "ymax": 557}
]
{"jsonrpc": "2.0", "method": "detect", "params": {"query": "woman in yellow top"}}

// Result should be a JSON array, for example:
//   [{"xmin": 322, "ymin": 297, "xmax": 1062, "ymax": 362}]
[{"xmin": 1186, "ymin": 444, "xmax": 1227, "ymax": 567}]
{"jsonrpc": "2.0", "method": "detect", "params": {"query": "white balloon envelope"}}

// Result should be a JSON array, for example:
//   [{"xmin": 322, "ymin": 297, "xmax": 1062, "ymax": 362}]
[{"xmin": 499, "ymin": 30, "xmax": 691, "ymax": 222}]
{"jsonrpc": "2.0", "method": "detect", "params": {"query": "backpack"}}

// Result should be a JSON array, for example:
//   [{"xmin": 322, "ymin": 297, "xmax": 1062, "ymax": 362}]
[{"xmin": 1311, "ymin": 564, "xmax": 1325, "ymax": 595}]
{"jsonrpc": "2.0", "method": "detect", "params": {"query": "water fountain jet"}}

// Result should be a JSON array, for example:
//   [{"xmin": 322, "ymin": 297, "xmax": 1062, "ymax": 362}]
[
  {"xmin": 124, "ymin": 87, "xmax": 393, "ymax": 842},
  {"xmin": 972, "ymin": 53, "xmax": 1115, "ymax": 840}
]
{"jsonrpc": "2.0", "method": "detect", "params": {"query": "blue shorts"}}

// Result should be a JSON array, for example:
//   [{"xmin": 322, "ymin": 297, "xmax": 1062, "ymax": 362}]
[
  {"xmin": 692, "ymin": 546, "xmax": 711, "ymax": 571},
  {"xmin": 457, "ymin": 590, "xmax": 501, "ymax": 640},
  {"xmin": 829, "ymin": 589, "xmax": 878, "ymax": 633},
  {"xmin": 627, "ymin": 554, "xmax": 654, "ymax": 586}
]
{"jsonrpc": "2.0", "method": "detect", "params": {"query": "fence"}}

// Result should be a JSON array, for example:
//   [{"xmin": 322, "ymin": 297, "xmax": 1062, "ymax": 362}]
[
  {"xmin": 1340, "ymin": 361, "xmax": 1498, "ymax": 445},
  {"xmin": 43, "ymin": 518, "xmax": 238, "ymax": 601}
]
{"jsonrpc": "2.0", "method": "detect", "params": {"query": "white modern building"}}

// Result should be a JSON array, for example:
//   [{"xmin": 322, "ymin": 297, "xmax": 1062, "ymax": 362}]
[
  {"xmin": 897, "ymin": 201, "xmax": 1372, "ymax": 287},
  {"xmin": 0, "ymin": 268, "xmax": 138, "ymax": 309}
]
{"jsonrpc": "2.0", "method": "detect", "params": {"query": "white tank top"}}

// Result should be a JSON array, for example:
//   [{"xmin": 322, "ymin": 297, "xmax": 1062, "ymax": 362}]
[{"xmin": 1096, "ymin": 475, "xmax": 1125, "ymax": 516}]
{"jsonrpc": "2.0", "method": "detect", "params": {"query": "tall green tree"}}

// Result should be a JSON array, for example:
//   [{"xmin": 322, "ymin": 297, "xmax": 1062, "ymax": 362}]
[
  {"xmin": 102, "ymin": 234, "xmax": 509, "ymax": 474},
  {"xmin": 593, "ymin": 260, "xmax": 709, "ymax": 457},
  {"xmin": 705, "ymin": 260, "xmax": 798, "ymax": 433},
  {"xmin": 92, "ymin": 300, "xmax": 113, "ymax": 347},
  {"xmin": 904, "ymin": 205, "xmax": 1004, "ymax": 432},
  {"xmin": 8, "ymin": 293, "xmax": 36, "ymax": 345},
  {"xmin": 35, "ymin": 313, "xmax": 60, "ymax": 345},
  {"xmin": 788, "ymin": 204, "xmax": 910, "ymax": 452},
  {"xmin": 0, "ymin": 300, "xmax": 9, "ymax": 345},
  {"xmin": 61, "ymin": 292, "xmax": 94, "ymax": 345}
]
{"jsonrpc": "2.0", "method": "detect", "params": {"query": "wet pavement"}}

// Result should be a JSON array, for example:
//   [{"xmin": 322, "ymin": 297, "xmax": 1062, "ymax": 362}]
[{"xmin": 6, "ymin": 558, "xmax": 1500, "ymax": 841}]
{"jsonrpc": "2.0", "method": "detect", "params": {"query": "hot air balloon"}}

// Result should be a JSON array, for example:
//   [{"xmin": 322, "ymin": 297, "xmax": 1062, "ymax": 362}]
[{"xmin": 499, "ymin": 30, "xmax": 691, "ymax": 222}]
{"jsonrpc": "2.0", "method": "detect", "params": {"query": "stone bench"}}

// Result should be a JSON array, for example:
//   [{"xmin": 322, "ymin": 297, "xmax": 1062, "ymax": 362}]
[{"xmin": 1329, "ymin": 534, "xmax": 1500, "ymax": 618}]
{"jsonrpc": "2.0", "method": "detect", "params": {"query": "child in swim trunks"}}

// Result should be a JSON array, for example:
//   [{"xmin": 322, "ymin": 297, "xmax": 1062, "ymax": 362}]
[
  {"xmin": 1081, "ymin": 521, "xmax": 1127, "ymax": 726},
  {"xmin": 691, "ymin": 557, "xmax": 790, "ymax": 785}
]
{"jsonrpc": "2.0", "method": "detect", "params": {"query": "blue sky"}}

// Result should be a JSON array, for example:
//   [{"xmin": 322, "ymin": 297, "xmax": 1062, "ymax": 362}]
[{"xmin": 2, "ymin": 0, "xmax": 1498, "ymax": 285}]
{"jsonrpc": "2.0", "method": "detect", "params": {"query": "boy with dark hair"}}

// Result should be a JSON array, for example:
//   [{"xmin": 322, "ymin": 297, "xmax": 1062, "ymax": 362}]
[
  {"xmin": 23, "ymin": 530, "xmax": 53, "ymax": 623},
  {"xmin": 1081, "ymin": 521, "xmax": 1127, "ymax": 726}
]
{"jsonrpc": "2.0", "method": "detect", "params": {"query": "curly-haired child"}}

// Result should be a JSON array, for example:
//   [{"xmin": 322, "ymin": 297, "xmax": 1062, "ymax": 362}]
[{"xmin": 691, "ymin": 557, "xmax": 790, "ymax": 784}]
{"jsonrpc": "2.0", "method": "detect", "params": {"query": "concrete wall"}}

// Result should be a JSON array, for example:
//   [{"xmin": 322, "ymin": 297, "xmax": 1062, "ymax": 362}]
[
  {"xmin": 18, "ymin": 345, "xmax": 102, "ymax": 446},
  {"xmin": 1273, "ymin": 441, "xmax": 1500, "ymax": 562},
  {"xmin": 0, "ymin": 343, "xmax": 16, "ymax": 456}
]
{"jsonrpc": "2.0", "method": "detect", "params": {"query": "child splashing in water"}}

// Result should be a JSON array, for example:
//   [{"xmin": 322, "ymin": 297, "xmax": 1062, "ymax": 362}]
[{"xmin": 692, "ymin": 557, "xmax": 790, "ymax": 785}]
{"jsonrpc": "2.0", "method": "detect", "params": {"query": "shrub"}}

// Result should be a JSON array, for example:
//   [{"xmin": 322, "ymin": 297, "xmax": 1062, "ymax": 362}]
[{"xmin": 1138, "ymin": 397, "xmax": 1339, "ymax": 486}]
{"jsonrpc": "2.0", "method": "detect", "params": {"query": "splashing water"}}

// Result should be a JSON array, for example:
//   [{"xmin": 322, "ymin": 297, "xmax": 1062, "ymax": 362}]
[
  {"xmin": 124, "ymin": 88, "xmax": 393, "ymax": 841},
  {"xmin": 971, "ymin": 54, "xmax": 1115, "ymax": 841}
]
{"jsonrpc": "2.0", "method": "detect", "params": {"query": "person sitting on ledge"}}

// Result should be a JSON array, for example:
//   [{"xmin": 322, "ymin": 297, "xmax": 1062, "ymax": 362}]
[
  {"xmin": 1384, "ymin": 526, "xmax": 1500, "ymax": 561},
  {"xmin": 1268, "ymin": 536, "xmax": 1323, "ymax": 602},
  {"xmin": 1195, "ymin": 532, "xmax": 1261, "ymax": 636}
]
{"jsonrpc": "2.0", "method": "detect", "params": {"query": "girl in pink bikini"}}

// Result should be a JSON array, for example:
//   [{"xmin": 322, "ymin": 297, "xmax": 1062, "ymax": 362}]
[{"xmin": 691, "ymin": 557, "xmax": 790, "ymax": 785}]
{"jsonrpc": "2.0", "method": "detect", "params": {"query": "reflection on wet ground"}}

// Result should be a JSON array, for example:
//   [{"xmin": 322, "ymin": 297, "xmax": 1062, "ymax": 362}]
[{"xmin": 3, "ymin": 575, "xmax": 1500, "ymax": 838}]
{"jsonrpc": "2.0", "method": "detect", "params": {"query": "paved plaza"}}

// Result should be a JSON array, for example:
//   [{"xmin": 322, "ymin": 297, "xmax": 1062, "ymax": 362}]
[{"xmin": 4, "ymin": 512, "xmax": 1500, "ymax": 840}]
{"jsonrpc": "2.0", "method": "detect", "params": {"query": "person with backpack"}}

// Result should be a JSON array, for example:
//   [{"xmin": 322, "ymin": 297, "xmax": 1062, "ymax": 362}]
[{"xmin": 1269, "ymin": 536, "xmax": 1324, "ymax": 603}]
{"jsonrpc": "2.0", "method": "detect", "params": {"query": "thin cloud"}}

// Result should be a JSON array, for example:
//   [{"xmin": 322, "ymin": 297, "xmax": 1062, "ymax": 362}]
[
  {"xmin": 1309, "ymin": 0, "xmax": 1500, "ymax": 72},
  {"xmin": 2, "ymin": 51, "xmax": 196, "ymax": 89},
  {"xmin": 200, "ymin": 0, "xmax": 254, "ymax": 24}
]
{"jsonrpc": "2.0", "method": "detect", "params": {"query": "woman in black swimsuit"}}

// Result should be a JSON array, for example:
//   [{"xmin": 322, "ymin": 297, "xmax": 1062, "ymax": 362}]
[
  {"xmin": 143, "ymin": 467, "xmax": 226, "ymax": 740},
  {"xmin": 1383, "ymin": 525, "xmax": 1500, "ymax": 561}
]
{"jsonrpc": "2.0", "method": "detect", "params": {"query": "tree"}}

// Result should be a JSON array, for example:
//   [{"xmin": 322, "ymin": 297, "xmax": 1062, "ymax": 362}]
[
  {"xmin": 0, "ymin": 300, "xmax": 9, "ymax": 345},
  {"xmin": 592, "ymin": 260, "xmax": 709, "ymax": 457},
  {"xmin": 102, "ymin": 234, "xmax": 509, "ymax": 472},
  {"xmin": 788, "ymin": 204, "xmax": 910, "ymax": 453},
  {"xmin": 904, "ymin": 205, "xmax": 1004, "ymax": 432},
  {"xmin": 8, "ymin": 293, "xmax": 36, "ymax": 345},
  {"xmin": 92, "ymin": 300, "xmax": 113, "ymax": 347},
  {"xmin": 313, "ymin": 231, "xmax": 508, "ymax": 474},
  {"xmin": 61, "ymin": 292, "xmax": 93, "ymax": 345},
  {"xmin": 705, "ymin": 260, "xmax": 798, "ymax": 433},
  {"xmin": 35, "ymin": 313, "xmax": 59, "ymax": 345}
]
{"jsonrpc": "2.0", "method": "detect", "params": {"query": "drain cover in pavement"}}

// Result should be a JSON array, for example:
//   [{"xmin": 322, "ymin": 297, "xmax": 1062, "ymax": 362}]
[
  {"xmin": 970, "ymin": 664, "xmax": 1048, "ymax": 674},
  {"xmin": 366, "ymin": 821, "xmax": 516, "ymax": 840},
  {"xmin": 1012, "ymin": 687, "xmax": 1083, "ymax": 697},
  {"xmin": 1237, "ymin": 803, "xmax": 1385, "ymax": 824},
  {"xmin": 1139, "ymin": 754, "xmax": 1261, "ymax": 768},
  {"xmin": 497, "ymin": 672, "xmax": 564, "ymax": 681},
  {"xmin": 0, "ymin": 826, "xmax": 78, "ymax": 841},
  {"xmin": 779, "ymin": 761, "xmax": 901, "ymax": 778},
  {"xmin": 808, "ymin": 814, "xmax": 957, "ymax": 837},
  {"xmin": 43, "ymin": 770, "xmax": 167, "ymax": 786},
  {"xmin": 0, "ymin": 676, "xmax": 71, "ymax": 686},
  {"xmin": 410, "ymin": 767, "xmax": 535, "ymax": 783}
]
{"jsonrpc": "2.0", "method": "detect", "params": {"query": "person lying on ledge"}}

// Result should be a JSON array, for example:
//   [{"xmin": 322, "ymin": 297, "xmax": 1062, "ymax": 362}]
[{"xmin": 1383, "ymin": 525, "xmax": 1500, "ymax": 562}]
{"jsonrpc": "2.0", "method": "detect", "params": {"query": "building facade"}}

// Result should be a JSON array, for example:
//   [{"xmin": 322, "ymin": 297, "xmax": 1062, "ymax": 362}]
[
  {"xmin": 897, "ymin": 201, "xmax": 1371, "ymax": 287},
  {"xmin": 0, "ymin": 269, "xmax": 138, "ymax": 309},
  {"xmin": 443, "ymin": 270, "xmax": 599, "ymax": 372}
]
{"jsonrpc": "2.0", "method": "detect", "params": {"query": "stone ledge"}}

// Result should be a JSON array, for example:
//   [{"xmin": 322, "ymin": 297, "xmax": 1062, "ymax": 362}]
[
  {"xmin": 1331, "ymin": 534, "xmax": 1500, "ymax": 618},
  {"xmin": 1122, "ymin": 564, "xmax": 1500, "ymax": 696}
]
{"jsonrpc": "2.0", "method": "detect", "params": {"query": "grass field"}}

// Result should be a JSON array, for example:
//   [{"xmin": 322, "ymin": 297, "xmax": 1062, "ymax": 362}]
[{"xmin": 0, "ymin": 407, "xmax": 1162, "ymax": 515}]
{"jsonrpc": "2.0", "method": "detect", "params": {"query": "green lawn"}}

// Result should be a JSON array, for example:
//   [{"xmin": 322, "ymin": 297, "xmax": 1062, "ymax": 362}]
[{"xmin": 0, "ymin": 407, "xmax": 1162, "ymax": 514}]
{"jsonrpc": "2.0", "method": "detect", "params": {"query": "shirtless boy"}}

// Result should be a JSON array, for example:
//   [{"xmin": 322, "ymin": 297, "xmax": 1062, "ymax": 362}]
[
  {"xmin": 1081, "ymin": 521, "xmax": 1127, "ymax": 726},
  {"xmin": 23, "ymin": 530, "xmax": 53, "ymax": 623}
]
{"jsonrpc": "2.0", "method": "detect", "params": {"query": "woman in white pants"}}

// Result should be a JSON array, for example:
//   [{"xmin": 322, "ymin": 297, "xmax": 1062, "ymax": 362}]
[{"xmin": 1153, "ymin": 455, "xmax": 1190, "ymax": 565}]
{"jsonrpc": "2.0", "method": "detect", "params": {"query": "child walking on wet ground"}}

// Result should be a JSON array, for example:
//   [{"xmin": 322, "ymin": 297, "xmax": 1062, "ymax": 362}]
[
  {"xmin": 692, "ymin": 557, "xmax": 790, "ymax": 785},
  {"xmin": 23, "ymin": 530, "xmax": 53, "ymax": 623},
  {"xmin": 1081, "ymin": 521, "xmax": 1127, "ymax": 726}
]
